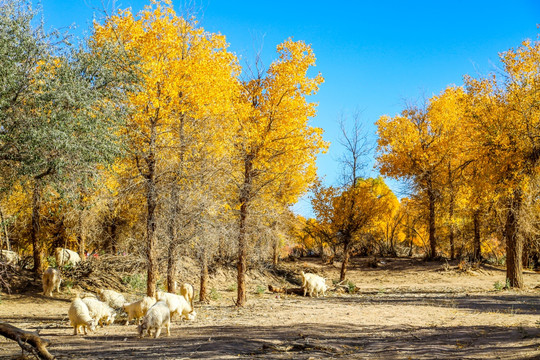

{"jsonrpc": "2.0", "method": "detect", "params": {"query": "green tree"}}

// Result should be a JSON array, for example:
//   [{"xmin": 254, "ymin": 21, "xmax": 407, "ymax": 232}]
[{"xmin": 0, "ymin": 0, "xmax": 136, "ymax": 272}]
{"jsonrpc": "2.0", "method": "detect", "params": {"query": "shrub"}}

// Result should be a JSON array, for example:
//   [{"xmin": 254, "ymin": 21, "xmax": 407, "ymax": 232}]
[
  {"xmin": 122, "ymin": 273, "xmax": 146, "ymax": 292},
  {"xmin": 209, "ymin": 287, "xmax": 220, "ymax": 300},
  {"xmin": 46, "ymin": 256, "xmax": 57, "ymax": 268},
  {"xmin": 494, "ymin": 279, "xmax": 510, "ymax": 291},
  {"xmin": 255, "ymin": 285, "xmax": 265, "ymax": 295}
]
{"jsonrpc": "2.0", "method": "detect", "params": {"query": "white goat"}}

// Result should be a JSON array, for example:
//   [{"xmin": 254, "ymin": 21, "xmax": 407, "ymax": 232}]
[
  {"xmin": 156, "ymin": 291, "xmax": 195, "ymax": 321},
  {"xmin": 0, "ymin": 250, "xmax": 19, "ymax": 265},
  {"xmin": 82, "ymin": 297, "xmax": 116, "ymax": 327},
  {"xmin": 300, "ymin": 271, "xmax": 327, "ymax": 297},
  {"xmin": 55, "ymin": 248, "xmax": 81, "ymax": 267},
  {"xmin": 68, "ymin": 297, "xmax": 97, "ymax": 335},
  {"xmin": 96, "ymin": 288, "xmax": 126, "ymax": 310},
  {"xmin": 42, "ymin": 267, "xmax": 62, "ymax": 297},
  {"xmin": 122, "ymin": 296, "xmax": 157, "ymax": 325},
  {"xmin": 138, "ymin": 301, "xmax": 170, "ymax": 338},
  {"xmin": 180, "ymin": 283, "xmax": 194, "ymax": 307}
]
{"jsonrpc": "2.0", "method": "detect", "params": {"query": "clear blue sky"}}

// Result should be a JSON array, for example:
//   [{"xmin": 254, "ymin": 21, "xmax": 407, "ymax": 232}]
[{"xmin": 40, "ymin": 0, "xmax": 540, "ymax": 218}]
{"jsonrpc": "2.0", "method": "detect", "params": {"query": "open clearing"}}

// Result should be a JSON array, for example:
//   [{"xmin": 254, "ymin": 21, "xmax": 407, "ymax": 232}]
[{"xmin": 1, "ymin": 257, "xmax": 539, "ymax": 359}]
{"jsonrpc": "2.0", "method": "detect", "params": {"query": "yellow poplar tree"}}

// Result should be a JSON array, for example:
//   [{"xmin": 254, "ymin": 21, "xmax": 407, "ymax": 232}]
[
  {"xmin": 370, "ymin": 182, "xmax": 402, "ymax": 256},
  {"xmin": 464, "ymin": 39, "xmax": 540, "ymax": 288},
  {"xmin": 312, "ymin": 177, "xmax": 391, "ymax": 281},
  {"xmin": 428, "ymin": 87, "xmax": 471, "ymax": 259},
  {"xmin": 93, "ymin": 0, "xmax": 240, "ymax": 297},
  {"xmin": 376, "ymin": 89, "xmax": 464, "ymax": 259},
  {"xmin": 232, "ymin": 39, "xmax": 327, "ymax": 306},
  {"xmin": 460, "ymin": 79, "xmax": 500, "ymax": 261}
]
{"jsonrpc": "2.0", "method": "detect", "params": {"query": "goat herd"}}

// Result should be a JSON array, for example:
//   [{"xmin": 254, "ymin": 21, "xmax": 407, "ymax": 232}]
[{"xmin": 3, "ymin": 248, "xmax": 329, "ymax": 339}]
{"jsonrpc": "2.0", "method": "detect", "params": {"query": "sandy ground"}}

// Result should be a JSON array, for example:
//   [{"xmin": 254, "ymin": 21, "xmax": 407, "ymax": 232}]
[{"xmin": 1, "ymin": 257, "xmax": 539, "ymax": 359}]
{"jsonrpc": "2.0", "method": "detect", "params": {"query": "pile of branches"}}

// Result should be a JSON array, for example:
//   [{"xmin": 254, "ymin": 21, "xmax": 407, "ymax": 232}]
[
  {"xmin": 441, "ymin": 259, "xmax": 486, "ymax": 274},
  {"xmin": 62, "ymin": 254, "xmax": 145, "ymax": 293},
  {"xmin": 0, "ymin": 262, "xmax": 39, "ymax": 294},
  {"xmin": 0, "ymin": 262, "xmax": 13, "ymax": 293},
  {"xmin": 269, "ymin": 265, "xmax": 302, "ymax": 286}
]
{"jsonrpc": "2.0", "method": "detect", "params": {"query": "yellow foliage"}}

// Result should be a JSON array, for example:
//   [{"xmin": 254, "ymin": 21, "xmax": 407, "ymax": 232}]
[
  {"xmin": 93, "ymin": 0, "xmax": 241, "ymax": 182},
  {"xmin": 234, "ymin": 38, "xmax": 328, "ymax": 207}
]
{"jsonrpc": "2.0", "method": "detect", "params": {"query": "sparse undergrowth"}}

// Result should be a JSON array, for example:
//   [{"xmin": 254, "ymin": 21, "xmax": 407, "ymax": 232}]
[{"xmin": 0, "ymin": 257, "xmax": 539, "ymax": 360}]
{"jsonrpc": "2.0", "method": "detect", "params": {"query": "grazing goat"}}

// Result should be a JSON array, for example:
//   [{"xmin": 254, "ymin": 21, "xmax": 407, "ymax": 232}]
[
  {"xmin": 138, "ymin": 301, "xmax": 170, "ymax": 338},
  {"xmin": 68, "ymin": 297, "xmax": 96, "ymax": 335},
  {"xmin": 122, "ymin": 296, "xmax": 157, "ymax": 325},
  {"xmin": 42, "ymin": 267, "xmax": 61, "ymax": 297},
  {"xmin": 157, "ymin": 291, "xmax": 195, "ymax": 321},
  {"xmin": 82, "ymin": 297, "xmax": 116, "ymax": 327},
  {"xmin": 300, "ymin": 271, "xmax": 327, "ymax": 297},
  {"xmin": 96, "ymin": 288, "xmax": 126, "ymax": 310}
]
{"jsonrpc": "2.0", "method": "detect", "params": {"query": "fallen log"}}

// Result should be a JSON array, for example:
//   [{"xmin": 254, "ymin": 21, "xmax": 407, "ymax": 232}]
[
  {"xmin": 0, "ymin": 322, "xmax": 54, "ymax": 360},
  {"xmin": 267, "ymin": 285, "xmax": 304, "ymax": 296}
]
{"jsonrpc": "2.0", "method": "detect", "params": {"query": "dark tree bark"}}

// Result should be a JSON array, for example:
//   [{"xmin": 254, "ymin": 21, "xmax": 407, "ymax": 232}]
[
  {"xmin": 236, "ymin": 155, "xmax": 253, "ymax": 307},
  {"xmin": 199, "ymin": 248, "xmax": 209, "ymax": 303},
  {"xmin": 77, "ymin": 216, "xmax": 85, "ymax": 260},
  {"xmin": 505, "ymin": 190, "xmax": 524, "ymax": 288},
  {"xmin": 448, "ymin": 192, "xmax": 456, "ymax": 260},
  {"xmin": 272, "ymin": 237, "xmax": 279, "ymax": 267},
  {"xmin": 427, "ymin": 176, "xmax": 437, "ymax": 259},
  {"xmin": 31, "ymin": 179, "xmax": 43, "ymax": 273},
  {"xmin": 473, "ymin": 210, "xmax": 482, "ymax": 261},
  {"xmin": 167, "ymin": 115, "xmax": 185, "ymax": 294},
  {"xmin": 167, "ymin": 237, "xmax": 178, "ymax": 294},
  {"xmin": 0, "ymin": 206, "xmax": 10, "ymax": 251},
  {"xmin": 76, "ymin": 192, "xmax": 86, "ymax": 260},
  {"xmin": 166, "ymin": 187, "xmax": 179, "ymax": 294},
  {"xmin": 340, "ymin": 238, "xmax": 351, "ymax": 282},
  {"xmin": 144, "ymin": 118, "xmax": 159, "ymax": 299},
  {"xmin": 236, "ymin": 200, "xmax": 248, "ymax": 306}
]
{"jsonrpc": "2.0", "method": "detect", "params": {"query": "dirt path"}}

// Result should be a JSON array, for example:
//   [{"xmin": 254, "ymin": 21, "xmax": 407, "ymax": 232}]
[{"xmin": 1, "ymin": 258, "xmax": 539, "ymax": 359}]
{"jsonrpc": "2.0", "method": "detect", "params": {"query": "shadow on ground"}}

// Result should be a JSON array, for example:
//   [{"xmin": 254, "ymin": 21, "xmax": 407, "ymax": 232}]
[{"xmin": 40, "ymin": 322, "xmax": 540, "ymax": 360}]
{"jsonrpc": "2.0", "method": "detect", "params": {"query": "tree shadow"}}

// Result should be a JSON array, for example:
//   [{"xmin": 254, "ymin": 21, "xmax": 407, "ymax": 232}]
[
  {"xmin": 43, "ymin": 322, "xmax": 540, "ymax": 359},
  {"xmin": 326, "ymin": 292, "xmax": 540, "ymax": 316}
]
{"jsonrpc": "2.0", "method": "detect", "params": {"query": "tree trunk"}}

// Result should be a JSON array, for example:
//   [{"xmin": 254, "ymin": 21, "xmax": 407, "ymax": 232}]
[
  {"xmin": 522, "ymin": 240, "xmax": 530, "ymax": 270},
  {"xmin": 166, "ymin": 188, "xmax": 179, "ymax": 294},
  {"xmin": 427, "ymin": 177, "xmax": 437, "ymax": 259},
  {"xmin": 340, "ymin": 238, "xmax": 351, "ymax": 282},
  {"xmin": 145, "ymin": 120, "xmax": 159, "ymax": 299},
  {"xmin": 167, "ymin": 114, "xmax": 184, "ymax": 294},
  {"xmin": 167, "ymin": 240, "xmax": 178, "ymax": 294},
  {"xmin": 389, "ymin": 223, "xmax": 395, "ymax": 256},
  {"xmin": 31, "ymin": 180, "xmax": 43, "ymax": 273},
  {"xmin": 473, "ymin": 210, "xmax": 482, "ymax": 261},
  {"xmin": 77, "ymin": 195, "xmax": 86, "ymax": 260},
  {"xmin": 236, "ymin": 155, "xmax": 253, "ymax": 307},
  {"xmin": 146, "ymin": 183, "xmax": 158, "ymax": 298},
  {"xmin": 272, "ymin": 237, "xmax": 279, "ymax": 267},
  {"xmin": 505, "ymin": 190, "xmax": 524, "ymax": 288},
  {"xmin": 236, "ymin": 200, "xmax": 248, "ymax": 306},
  {"xmin": 406, "ymin": 213, "xmax": 413, "ymax": 257},
  {"xmin": 108, "ymin": 222, "xmax": 118, "ymax": 254},
  {"xmin": 199, "ymin": 248, "xmax": 208, "ymax": 303},
  {"xmin": 448, "ymin": 192, "xmax": 455, "ymax": 260},
  {"xmin": 0, "ymin": 206, "xmax": 10, "ymax": 251}
]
